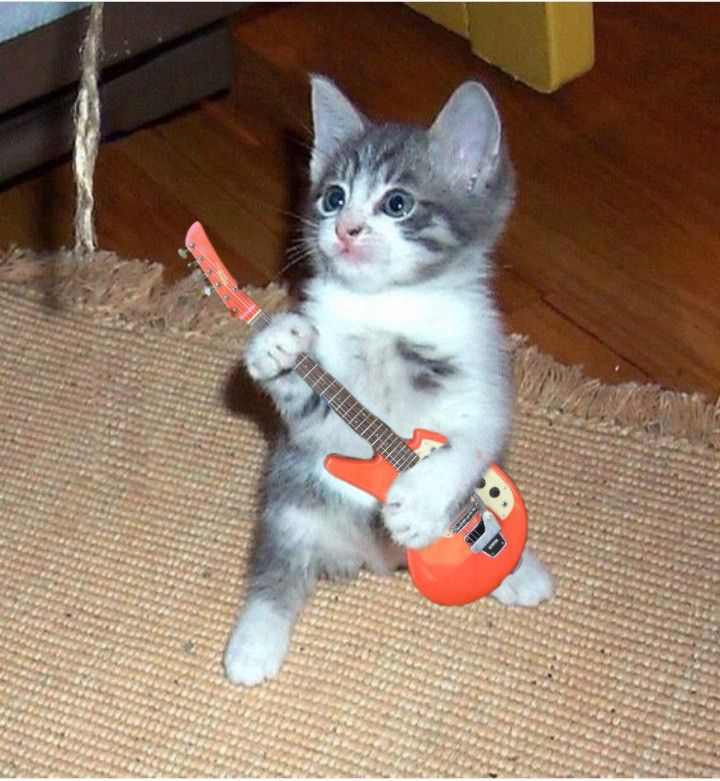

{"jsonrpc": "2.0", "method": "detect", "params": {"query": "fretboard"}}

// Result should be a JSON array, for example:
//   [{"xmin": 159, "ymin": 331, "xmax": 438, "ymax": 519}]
[{"xmin": 249, "ymin": 311, "xmax": 419, "ymax": 471}]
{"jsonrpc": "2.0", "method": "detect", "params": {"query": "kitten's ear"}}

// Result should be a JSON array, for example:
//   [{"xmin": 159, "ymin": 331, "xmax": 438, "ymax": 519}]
[
  {"xmin": 309, "ymin": 74, "xmax": 366, "ymax": 183},
  {"xmin": 429, "ymin": 82, "xmax": 502, "ymax": 189}
]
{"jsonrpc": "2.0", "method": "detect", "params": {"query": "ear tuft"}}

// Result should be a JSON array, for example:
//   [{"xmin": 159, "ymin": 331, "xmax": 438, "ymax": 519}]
[
  {"xmin": 428, "ymin": 82, "xmax": 502, "ymax": 189},
  {"xmin": 309, "ymin": 74, "xmax": 366, "ymax": 183}
]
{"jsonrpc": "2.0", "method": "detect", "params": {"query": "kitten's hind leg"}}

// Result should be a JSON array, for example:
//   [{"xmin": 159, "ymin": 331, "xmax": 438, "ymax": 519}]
[
  {"xmin": 364, "ymin": 520, "xmax": 408, "ymax": 575},
  {"xmin": 491, "ymin": 547, "xmax": 555, "ymax": 607},
  {"xmin": 224, "ymin": 515, "xmax": 316, "ymax": 687}
]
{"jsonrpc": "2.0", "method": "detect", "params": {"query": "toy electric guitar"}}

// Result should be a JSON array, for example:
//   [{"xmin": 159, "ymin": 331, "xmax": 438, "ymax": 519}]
[{"xmin": 184, "ymin": 221, "xmax": 527, "ymax": 605}]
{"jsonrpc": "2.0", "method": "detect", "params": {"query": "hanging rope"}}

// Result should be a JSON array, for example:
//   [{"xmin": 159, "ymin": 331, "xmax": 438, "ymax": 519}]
[{"xmin": 72, "ymin": 2, "xmax": 104, "ymax": 257}]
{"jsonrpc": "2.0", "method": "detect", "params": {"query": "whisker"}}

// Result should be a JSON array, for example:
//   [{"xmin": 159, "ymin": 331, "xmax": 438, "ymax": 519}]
[
  {"xmin": 204, "ymin": 189, "xmax": 316, "ymax": 230},
  {"xmin": 284, "ymin": 244, "xmax": 315, "ymax": 264},
  {"xmin": 285, "ymin": 233, "xmax": 316, "ymax": 254},
  {"xmin": 271, "ymin": 250, "xmax": 314, "ymax": 282},
  {"xmin": 285, "ymin": 214, "xmax": 318, "ymax": 230},
  {"xmin": 287, "ymin": 130, "xmax": 314, "ymax": 153}
]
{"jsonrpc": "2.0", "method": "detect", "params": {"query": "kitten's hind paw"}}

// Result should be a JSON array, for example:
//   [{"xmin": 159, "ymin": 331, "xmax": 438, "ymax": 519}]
[
  {"xmin": 491, "ymin": 548, "xmax": 555, "ymax": 607},
  {"xmin": 223, "ymin": 601, "xmax": 291, "ymax": 687}
]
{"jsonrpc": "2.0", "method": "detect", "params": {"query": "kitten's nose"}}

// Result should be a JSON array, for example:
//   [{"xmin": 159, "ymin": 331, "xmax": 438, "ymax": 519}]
[{"xmin": 336, "ymin": 220, "xmax": 363, "ymax": 241}]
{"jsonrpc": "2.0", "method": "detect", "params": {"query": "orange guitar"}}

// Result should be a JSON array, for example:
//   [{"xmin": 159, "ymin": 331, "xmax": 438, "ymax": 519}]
[{"xmin": 184, "ymin": 221, "xmax": 528, "ymax": 605}]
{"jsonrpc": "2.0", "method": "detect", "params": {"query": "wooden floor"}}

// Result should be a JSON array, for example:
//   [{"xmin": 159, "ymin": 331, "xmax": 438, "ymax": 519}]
[{"xmin": 1, "ymin": 3, "xmax": 719, "ymax": 399}]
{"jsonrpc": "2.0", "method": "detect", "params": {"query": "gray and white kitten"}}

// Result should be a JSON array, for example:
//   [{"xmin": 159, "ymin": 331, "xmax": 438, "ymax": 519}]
[{"xmin": 224, "ymin": 76, "xmax": 554, "ymax": 687}]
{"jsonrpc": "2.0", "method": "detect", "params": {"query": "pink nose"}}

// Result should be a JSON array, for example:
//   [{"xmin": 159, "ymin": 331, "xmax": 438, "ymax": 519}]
[{"xmin": 336, "ymin": 221, "xmax": 363, "ymax": 242}]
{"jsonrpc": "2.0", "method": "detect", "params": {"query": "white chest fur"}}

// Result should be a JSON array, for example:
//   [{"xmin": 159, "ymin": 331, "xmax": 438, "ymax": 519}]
[
  {"xmin": 304, "ymin": 279, "xmax": 471, "ymax": 348},
  {"xmin": 304, "ymin": 285, "xmax": 448, "ymax": 434}
]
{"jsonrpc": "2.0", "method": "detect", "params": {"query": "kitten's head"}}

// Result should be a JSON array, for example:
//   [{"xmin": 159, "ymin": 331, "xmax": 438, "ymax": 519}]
[{"xmin": 303, "ymin": 75, "xmax": 515, "ymax": 292}]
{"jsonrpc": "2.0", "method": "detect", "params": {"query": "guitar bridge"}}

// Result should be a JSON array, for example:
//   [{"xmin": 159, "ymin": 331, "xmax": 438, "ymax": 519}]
[{"xmin": 465, "ymin": 511, "xmax": 505, "ymax": 556}]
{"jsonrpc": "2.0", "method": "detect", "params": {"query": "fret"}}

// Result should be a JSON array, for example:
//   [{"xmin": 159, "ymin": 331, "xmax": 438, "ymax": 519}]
[
  {"xmin": 296, "ymin": 354, "xmax": 413, "ymax": 464},
  {"xmin": 337, "ymin": 395, "xmax": 357, "ymax": 418},
  {"xmin": 397, "ymin": 450, "xmax": 420, "ymax": 471},
  {"xmin": 249, "ymin": 311, "xmax": 272, "ymax": 333},
  {"xmin": 186, "ymin": 230, "xmax": 419, "ymax": 470},
  {"xmin": 347, "ymin": 404, "xmax": 367, "ymax": 427}
]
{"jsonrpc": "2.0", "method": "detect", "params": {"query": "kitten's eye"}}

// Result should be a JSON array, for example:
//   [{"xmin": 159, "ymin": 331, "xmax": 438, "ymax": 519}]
[
  {"xmin": 320, "ymin": 185, "xmax": 346, "ymax": 215},
  {"xmin": 382, "ymin": 189, "xmax": 415, "ymax": 218}
]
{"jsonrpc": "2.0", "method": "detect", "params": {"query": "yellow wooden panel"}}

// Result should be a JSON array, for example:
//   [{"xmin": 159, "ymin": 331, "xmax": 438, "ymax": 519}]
[
  {"xmin": 407, "ymin": 2, "xmax": 469, "ymax": 39},
  {"xmin": 467, "ymin": 2, "xmax": 595, "ymax": 92}
]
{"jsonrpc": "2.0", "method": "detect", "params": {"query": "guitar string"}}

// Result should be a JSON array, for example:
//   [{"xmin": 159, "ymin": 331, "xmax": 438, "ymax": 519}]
[
  {"xmin": 250, "ymin": 315, "xmax": 483, "ymax": 528},
  {"xmin": 298, "ymin": 359, "xmax": 413, "ymax": 468},
  {"xmin": 301, "ymin": 368, "xmax": 413, "ymax": 467}
]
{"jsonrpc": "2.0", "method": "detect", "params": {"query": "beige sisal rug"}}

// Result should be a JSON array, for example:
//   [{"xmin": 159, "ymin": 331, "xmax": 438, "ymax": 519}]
[{"xmin": 1, "ymin": 248, "xmax": 718, "ymax": 777}]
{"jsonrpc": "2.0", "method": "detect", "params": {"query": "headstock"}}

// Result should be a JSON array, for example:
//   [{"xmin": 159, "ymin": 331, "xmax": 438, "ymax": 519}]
[{"xmin": 182, "ymin": 221, "xmax": 261, "ymax": 324}]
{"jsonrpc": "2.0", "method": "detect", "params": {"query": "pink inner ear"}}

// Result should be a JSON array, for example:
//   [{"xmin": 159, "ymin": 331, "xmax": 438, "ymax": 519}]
[
  {"xmin": 429, "ymin": 83, "xmax": 501, "ymax": 183},
  {"xmin": 457, "ymin": 144, "xmax": 473, "ymax": 164}
]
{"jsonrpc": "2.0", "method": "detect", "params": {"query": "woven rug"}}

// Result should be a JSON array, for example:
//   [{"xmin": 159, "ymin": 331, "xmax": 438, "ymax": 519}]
[{"xmin": 1, "ymin": 249, "xmax": 718, "ymax": 777}]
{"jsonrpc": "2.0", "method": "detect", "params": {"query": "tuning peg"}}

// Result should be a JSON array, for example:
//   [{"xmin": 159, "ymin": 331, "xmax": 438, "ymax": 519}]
[
  {"xmin": 177, "ymin": 247, "xmax": 189, "ymax": 259},
  {"xmin": 203, "ymin": 285, "xmax": 213, "ymax": 296}
]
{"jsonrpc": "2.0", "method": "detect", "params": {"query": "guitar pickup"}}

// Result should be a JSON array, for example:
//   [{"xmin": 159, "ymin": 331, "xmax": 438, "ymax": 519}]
[
  {"xmin": 450, "ymin": 502, "xmax": 482, "ymax": 534},
  {"xmin": 466, "ymin": 511, "xmax": 504, "ymax": 555}
]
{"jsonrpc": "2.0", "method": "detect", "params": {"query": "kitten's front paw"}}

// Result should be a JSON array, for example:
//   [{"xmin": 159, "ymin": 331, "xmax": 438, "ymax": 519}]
[
  {"xmin": 383, "ymin": 448, "xmax": 467, "ymax": 549},
  {"xmin": 244, "ymin": 313, "xmax": 316, "ymax": 382},
  {"xmin": 491, "ymin": 548, "xmax": 555, "ymax": 607},
  {"xmin": 383, "ymin": 473, "xmax": 448, "ymax": 550},
  {"xmin": 223, "ymin": 603, "xmax": 290, "ymax": 687}
]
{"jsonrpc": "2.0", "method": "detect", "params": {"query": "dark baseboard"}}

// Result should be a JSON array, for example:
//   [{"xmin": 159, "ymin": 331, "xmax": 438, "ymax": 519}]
[{"xmin": 0, "ymin": 4, "xmax": 247, "ymax": 184}]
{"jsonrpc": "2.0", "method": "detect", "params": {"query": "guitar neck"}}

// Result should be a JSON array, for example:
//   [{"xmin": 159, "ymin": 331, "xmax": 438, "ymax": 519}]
[{"xmin": 248, "ymin": 312, "xmax": 418, "ymax": 471}]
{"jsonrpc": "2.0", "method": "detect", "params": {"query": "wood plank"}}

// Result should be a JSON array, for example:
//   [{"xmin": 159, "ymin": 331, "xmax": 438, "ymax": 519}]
[
  {"xmin": 115, "ymin": 117, "xmax": 282, "ymax": 284},
  {"xmin": 407, "ymin": 3, "xmax": 469, "ymax": 39},
  {"xmin": 506, "ymin": 299, "xmax": 652, "ymax": 387}
]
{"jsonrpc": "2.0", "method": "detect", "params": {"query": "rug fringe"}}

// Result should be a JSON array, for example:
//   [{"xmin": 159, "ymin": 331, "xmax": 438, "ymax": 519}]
[
  {"xmin": 2, "ymin": 246, "xmax": 717, "ymax": 448},
  {"xmin": 0, "ymin": 245, "xmax": 290, "ymax": 340},
  {"xmin": 508, "ymin": 335, "xmax": 718, "ymax": 447}
]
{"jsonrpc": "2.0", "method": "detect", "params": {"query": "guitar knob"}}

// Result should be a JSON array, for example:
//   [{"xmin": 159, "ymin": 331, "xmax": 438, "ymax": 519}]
[{"xmin": 177, "ymin": 248, "xmax": 189, "ymax": 259}]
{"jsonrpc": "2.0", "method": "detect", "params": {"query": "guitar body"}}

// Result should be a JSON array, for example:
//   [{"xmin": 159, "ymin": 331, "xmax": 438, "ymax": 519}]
[{"xmin": 324, "ymin": 429, "xmax": 528, "ymax": 606}]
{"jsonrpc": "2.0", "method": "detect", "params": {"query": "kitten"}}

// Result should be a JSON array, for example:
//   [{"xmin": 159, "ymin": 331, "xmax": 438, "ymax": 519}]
[{"xmin": 224, "ymin": 76, "xmax": 554, "ymax": 687}]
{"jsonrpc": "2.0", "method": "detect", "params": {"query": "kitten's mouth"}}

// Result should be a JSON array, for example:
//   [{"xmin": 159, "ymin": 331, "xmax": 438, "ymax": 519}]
[{"xmin": 335, "ymin": 243, "xmax": 369, "ymax": 266}]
